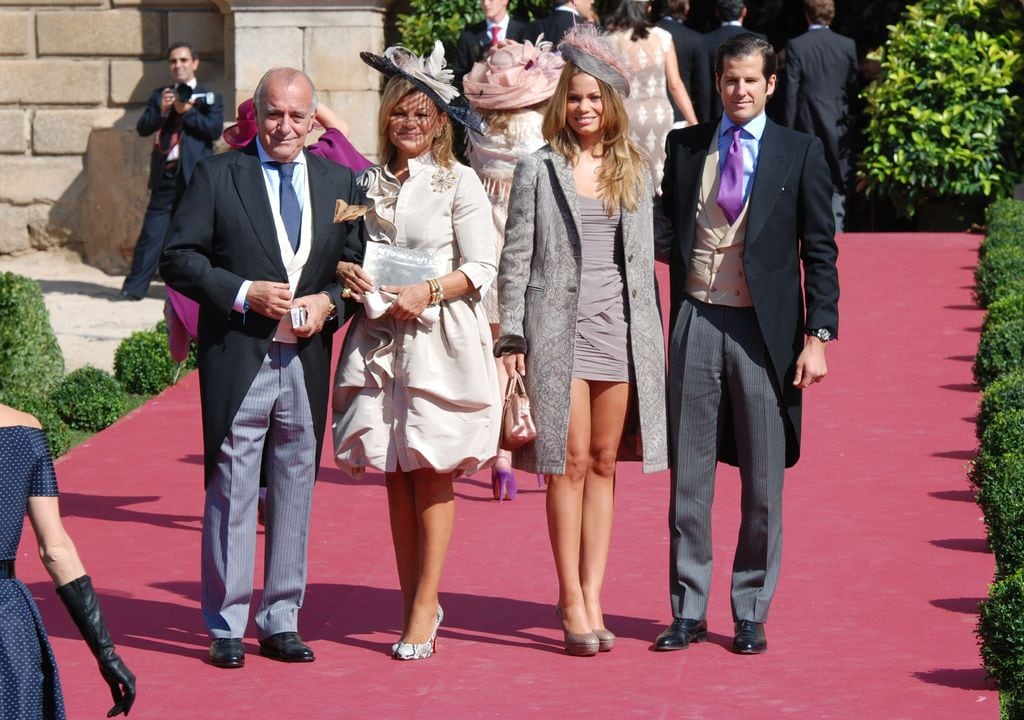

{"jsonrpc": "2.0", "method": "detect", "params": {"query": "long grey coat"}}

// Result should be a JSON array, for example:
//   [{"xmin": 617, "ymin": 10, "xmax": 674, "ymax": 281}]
[{"xmin": 497, "ymin": 147, "xmax": 668, "ymax": 475}]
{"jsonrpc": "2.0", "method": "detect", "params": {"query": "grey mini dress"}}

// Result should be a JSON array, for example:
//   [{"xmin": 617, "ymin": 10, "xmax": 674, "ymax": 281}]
[{"xmin": 572, "ymin": 194, "xmax": 632, "ymax": 383}]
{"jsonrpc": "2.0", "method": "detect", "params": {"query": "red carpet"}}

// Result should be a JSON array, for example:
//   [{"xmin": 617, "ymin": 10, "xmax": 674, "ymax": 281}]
[{"xmin": 18, "ymin": 232, "xmax": 995, "ymax": 718}]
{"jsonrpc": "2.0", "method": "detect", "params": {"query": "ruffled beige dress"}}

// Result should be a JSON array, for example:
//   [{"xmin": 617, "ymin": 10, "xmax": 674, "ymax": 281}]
[{"xmin": 332, "ymin": 152, "xmax": 501, "ymax": 477}]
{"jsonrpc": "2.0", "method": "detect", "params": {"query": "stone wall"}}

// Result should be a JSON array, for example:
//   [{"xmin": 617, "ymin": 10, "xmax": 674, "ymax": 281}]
[{"xmin": 0, "ymin": 0, "xmax": 390, "ymax": 274}]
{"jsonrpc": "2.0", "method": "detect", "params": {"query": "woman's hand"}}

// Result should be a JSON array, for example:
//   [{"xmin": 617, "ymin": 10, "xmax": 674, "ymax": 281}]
[
  {"xmin": 336, "ymin": 261, "xmax": 374, "ymax": 301},
  {"xmin": 382, "ymin": 282, "xmax": 432, "ymax": 320},
  {"xmin": 502, "ymin": 352, "xmax": 526, "ymax": 377}
]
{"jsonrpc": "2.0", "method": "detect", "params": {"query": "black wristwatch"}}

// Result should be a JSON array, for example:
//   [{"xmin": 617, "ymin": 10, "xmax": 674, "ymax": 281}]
[{"xmin": 806, "ymin": 328, "xmax": 832, "ymax": 342}]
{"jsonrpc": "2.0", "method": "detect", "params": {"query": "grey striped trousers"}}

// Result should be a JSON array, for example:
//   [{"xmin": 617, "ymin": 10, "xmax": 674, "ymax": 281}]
[
  {"xmin": 667, "ymin": 297, "xmax": 786, "ymax": 624},
  {"xmin": 201, "ymin": 341, "xmax": 318, "ymax": 639}
]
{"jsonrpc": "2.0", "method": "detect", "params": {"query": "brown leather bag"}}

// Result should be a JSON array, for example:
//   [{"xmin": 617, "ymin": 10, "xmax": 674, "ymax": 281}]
[{"xmin": 500, "ymin": 372, "xmax": 537, "ymax": 451}]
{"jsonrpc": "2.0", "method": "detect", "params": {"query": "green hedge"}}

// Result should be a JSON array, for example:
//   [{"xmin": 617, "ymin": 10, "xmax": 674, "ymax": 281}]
[
  {"xmin": 0, "ymin": 387, "xmax": 72, "ymax": 458},
  {"xmin": 979, "ymin": 373, "xmax": 1024, "ymax": 441},
  {"xmin": 0, "ymin": 272, "xmax": 64, "ymax": 395},
  {"xmin": 51, "ymin": 366, "xmax": 128, "ymax": 432},
  {"xmin": 975, "ymin": 245, "xmax": 1024, "ymax": 309},
  {"xmin": 975, "ymin": 319, "xmax": 1024, "ymax": 387},
  {"xmin": 980, "ymin": 410, "xmax": 1024, "ymax": 458},
  {"xmin": 397, "ymin": 0, "xmax": 549, "ymax": 56},
  {"xmin": 982, "ymin": 294, "xmax": 1024, "ymax": 336},
  {"xmin": 981, "ymin": 199, "xmax": 1024, "ymax": 261},
  {"xmin": 114, "ymin": 329, "xmax": 179, "ymax": 395},
  {"xmin": 973, "ymin": 453, "xmax": 1024, "ymax": 579},
  {"xmin": 979, "ymin": 567, "xmax": 1024, "ymax": 711}
]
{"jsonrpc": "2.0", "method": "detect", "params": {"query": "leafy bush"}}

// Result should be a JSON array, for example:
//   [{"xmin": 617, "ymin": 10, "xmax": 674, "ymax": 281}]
[
  {"xmin": 978, "ymin": 567, "xmax": 1024, "ymax": 704},
  {"xmin": 975, "ymin": 245, "xmax": 1024, "ymax": 309},
  {"xmin": 0, "ymin": 387, "xmax": 73, "ymax": 458},
  {"xmin": 981, "ymin": 199, "xmax": 1024, "ymax": 260},
  {"xmin": 975, "ymin": 319, "xmax": 1024, "ymax": 387},
  {"xmin": 397, "ymin": 0, "xmax": 549, "ymax": 56},
  {"xmin": 0, "ymin": 272, "xmax": 64, "ymax": 395},
  {"xmin": 972, "ymin": 453, "xmax": 1024, "ymax": 578},
  {"xmin": 859, "ymin": 0, "xmax": 1024, "ymax": 218},
  {"xmin": 114, "ymin": 329, "xmax": 178, "ymax": 395},
  {"xmin": 980, "ymin": 410, "xmax": 1024, "ymax": 459},
  {"xmin": 51, "ymin": 366, "xmax": 127, "ymax": 432},
  {"xmin": 982, "ymin": 294, "xmax": 1024, "ymax": 336},
  {"xmin": 979, "ymin": 373, "xmax": 1024, "ymax": 441}
]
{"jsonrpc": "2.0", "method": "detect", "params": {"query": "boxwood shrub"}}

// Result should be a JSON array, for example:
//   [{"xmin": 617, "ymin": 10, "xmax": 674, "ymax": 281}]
[
  {"xmin": 979, "ymin": 373, "xmax": 1024, "ymax": 441},
  {"xmin": 978, "ymin": 567, "xmax": 1024, "ymax": 708},
  {"xmin": 973, "ymin": 453, "xmax": 1024, "ymax": 579},
  {"xmin": 114, "ymin": 329, "xmax": 178, "ymax": 395},
  {"xmin": 975, "ymin": 245, "xmax": 1024, "ymax": 309},
  {"xmin": 0, "ymin": 272, "xmax": 64, "ymax": 395},
  {"xmin": 51, "ymin": 366, "xmax": 127, "ymax": 432},
  {"xmin": 980, "ymin": 199, "xmax": 1024, "ymax": 261},
  {"xmin": 980, "ymin": 410, "xmax": 1024, "ymax": 458},
  {"xmin": 982, "ymin": 294, "xmax": 1024, "ymax": 336},
  {"xmin": 975, "ymin": 319, "xmax": 1024, "ymax": 387},
  {"xmin": 0, "ymin": 387, "xmax": 72, "ymax": 458}
]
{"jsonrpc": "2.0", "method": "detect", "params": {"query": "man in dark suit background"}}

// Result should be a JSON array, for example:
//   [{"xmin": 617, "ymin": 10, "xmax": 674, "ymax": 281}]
[
  {"xmin": 690, "ymin": 0, "xmax": 766, "ymax": 124},
  {"xmin": 657, "ymin": 0, "xmax": 703, "ymax": 127},
  {"xmin": 161, "ymin": 68, "xmax": 362, "ymax": 669},
  {"xmin": 528, "ymin": 0, "xmax": 596, "ymax": 46},
  {"xmin": 454, "ymin": 0, "xmax": 530, "ymax": 87},
  {"xmin": 781, "ymin": 0, "xmax": 858, "ymax": 232},
  {"xmin": 653, "ymin": 33, "xmax": 839, "ymax": 655},
  {"xmin": 119, "ymin": 42, "xmax": 222, "ymax": 301}
]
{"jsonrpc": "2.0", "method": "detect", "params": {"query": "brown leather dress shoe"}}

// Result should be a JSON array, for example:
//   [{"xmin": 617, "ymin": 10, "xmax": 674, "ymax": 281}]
[
  {"xmin": 259, "ymin": 632, "xmax": 315, "ymax": 662},
  {"xmin": 731, "ymin": 620, "xmax": 767, "ymax": 654},
  {"xmin": 208, "ymin": 638, "xmax": 245, "ymax": 668},
  {"xmin": 654, "ymin": 618, "xmax": 708, "ymax": 651}
]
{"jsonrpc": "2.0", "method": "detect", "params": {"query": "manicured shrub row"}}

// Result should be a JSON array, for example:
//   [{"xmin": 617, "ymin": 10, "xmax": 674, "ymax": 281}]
[
  {"xmin": 0, "ymin": 272, "xmax": 195, "ymax": 456},
  {"xmin": 973, "ymin": 199, "xmax": 1024, "ymax": 716}
]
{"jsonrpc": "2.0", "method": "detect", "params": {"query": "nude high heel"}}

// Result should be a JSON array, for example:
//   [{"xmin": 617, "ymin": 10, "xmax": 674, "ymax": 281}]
[{"xmin": 555, "ymin": 607, "xmax": 599, "ymax": 657}]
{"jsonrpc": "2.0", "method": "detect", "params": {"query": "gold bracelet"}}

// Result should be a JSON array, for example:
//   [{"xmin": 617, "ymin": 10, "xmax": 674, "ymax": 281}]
[{"xmin": 427, "ymin": 277, "xmax": 444, "ymax": 305}]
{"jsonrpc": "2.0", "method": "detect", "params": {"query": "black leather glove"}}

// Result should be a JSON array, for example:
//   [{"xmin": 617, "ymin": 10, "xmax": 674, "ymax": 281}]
[{"xmin": 57, "ymin": 575, "xmax": 137, "ymax": 717}]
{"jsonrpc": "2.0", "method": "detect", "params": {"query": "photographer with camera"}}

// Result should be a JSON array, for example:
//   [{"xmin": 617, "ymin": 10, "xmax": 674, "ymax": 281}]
[{"xmin": 118, "ymin": 41, "xmax": 223, "ymax": 301}]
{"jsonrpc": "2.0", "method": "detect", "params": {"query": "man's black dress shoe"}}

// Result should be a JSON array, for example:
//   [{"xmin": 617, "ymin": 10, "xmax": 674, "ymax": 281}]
[
  {"xmin": 654, "ymin": 618, "xmax": 708, "ymax": 651},
  {"xmin": 112, "ymin": 290, "xmax": 142, "ymax": 302},
  {"xmin": 259, "ymin": 632, "xmax": 315, "ymax": 663},
  {"xmin": 208, "ymin": 638, "xmax": 245, "ymax": 668},
  {"xmin": 731, "ymin": 620, "xmax": 767, "ymax": 654}
]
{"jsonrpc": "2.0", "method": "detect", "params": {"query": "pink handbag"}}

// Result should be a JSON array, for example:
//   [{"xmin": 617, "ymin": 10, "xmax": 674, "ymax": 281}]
[{"xmin": 500, "ymin": 372, "xmax": 537, "ymax": 451}]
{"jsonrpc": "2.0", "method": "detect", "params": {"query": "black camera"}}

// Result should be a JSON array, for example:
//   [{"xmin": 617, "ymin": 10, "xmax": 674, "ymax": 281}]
[{"xmin": 173, "ymin": 84, "xmax": 215, "ymax": 105}]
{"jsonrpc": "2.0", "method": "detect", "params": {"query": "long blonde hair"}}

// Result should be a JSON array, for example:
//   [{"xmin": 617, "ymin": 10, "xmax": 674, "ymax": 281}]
[
  {"xmin": 377, "ymin": 76, "xmax": 456, "ymax": 168},
  {"xmin": 542, "ymin": 63, "xmax": 647, "ymax": 214}
]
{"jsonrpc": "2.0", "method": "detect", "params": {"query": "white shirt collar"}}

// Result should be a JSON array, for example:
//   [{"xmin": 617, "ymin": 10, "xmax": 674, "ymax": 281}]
[
  {"xmin": 556, "ymin": 5, "xmax": 580, "ymax": 14},
  {"xmin": 486, "ymin": 14, "xmax": 510, "ymax": 32},
  {"xmin": 809, "ymin": 23, "xmax": 828, "ymax": 30},
  {"xmin": 722, "ymin": 20, "xmax": 743, "ymax": 27},
  {"xmin": 256, "ymin": 141, "xmax": 307, "ymax": 167}
]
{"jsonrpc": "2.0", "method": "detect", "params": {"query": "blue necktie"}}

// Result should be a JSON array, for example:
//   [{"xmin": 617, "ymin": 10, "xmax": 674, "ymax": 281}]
[{"xmin": 274, "ymin": 162, "xmax": 301, "ymax": 251}]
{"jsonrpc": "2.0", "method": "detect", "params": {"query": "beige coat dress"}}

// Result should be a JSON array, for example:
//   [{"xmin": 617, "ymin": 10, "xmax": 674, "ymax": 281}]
[
  {"xmin": 497, "ymin": 147, "xmax": 669, "ymax": 475},
  {"xmin": 332, "ymin": 153, "xmax": 501, "ymax": 476}
]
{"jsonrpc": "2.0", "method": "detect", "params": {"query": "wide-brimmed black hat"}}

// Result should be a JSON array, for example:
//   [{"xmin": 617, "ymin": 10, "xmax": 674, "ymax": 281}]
[{"xmin": 361, "ymin": 42, "xmax": 483, "ymax": 135}]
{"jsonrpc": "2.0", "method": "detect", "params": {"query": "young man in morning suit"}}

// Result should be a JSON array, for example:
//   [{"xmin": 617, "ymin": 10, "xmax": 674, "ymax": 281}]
[
  {"xmin": 160, "ymin": 68, "xmax": 363, "ymax": 669},
  {"xmin": 119, "ymin": 42, "xmax": 223, "ymax": 301},
  {"xmin": 653, "ymin": 33, "xmax": 839, "ymax": 655},
  {"xmin": 781, "ymin": 0, "xmax": 858, "ymax": 232},
  {"xmin": 454, "ymin": 0, "xmax": 530, "ymax": 87}
]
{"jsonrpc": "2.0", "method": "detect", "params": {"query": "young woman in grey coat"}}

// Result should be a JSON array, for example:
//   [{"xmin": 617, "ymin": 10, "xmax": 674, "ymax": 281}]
[{"xmin": 495, "ymin": 26, "xmax": 668, "ymax": 657}]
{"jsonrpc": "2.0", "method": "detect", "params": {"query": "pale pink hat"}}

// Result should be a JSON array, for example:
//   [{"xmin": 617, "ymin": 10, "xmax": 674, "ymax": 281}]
[{"xmin": 463, "ymin": 39, "xmax": 565, "ymax": 111}]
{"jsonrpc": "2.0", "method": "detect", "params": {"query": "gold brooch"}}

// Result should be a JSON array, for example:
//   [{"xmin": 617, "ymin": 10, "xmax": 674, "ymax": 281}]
[{"xmin": 430, "ymin": 168, "xmax": 457, "ymax": 193}]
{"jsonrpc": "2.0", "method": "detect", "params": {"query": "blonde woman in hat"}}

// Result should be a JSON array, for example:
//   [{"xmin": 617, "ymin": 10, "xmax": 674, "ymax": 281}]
[
  {"xmin": 332, "ymin": 42, "xmax": 500, "ymax": 661},
  {"xmin": 462, "ymin": 39, "xmax": 564, "ymax": 502},
  {"xmin": 496, "ymin": 25, "xmax": 667, "ymax": 656},
  {"xmin": 605, "ymin": 0, "xmax": 697, "ymax": 191}
]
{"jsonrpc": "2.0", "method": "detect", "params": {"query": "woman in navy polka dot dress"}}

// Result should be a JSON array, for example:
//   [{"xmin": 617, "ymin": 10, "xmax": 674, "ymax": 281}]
[{"xmin": 0, "ymin": 403, "xmax": 136, "ymax": 718}]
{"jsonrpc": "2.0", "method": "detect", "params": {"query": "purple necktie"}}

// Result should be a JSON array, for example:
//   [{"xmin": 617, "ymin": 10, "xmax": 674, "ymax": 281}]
[{"xmin": 717, "ymin": 125, "xmax": 744, "ymax": 224}]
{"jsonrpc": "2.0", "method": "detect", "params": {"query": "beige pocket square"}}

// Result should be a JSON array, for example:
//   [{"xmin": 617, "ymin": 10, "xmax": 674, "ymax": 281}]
[{"xmin": 334, "ymin": 199, "xmax": 368, "ymax": 223}]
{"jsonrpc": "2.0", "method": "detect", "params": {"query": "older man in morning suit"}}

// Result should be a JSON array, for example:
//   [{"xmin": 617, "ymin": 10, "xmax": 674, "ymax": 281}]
[
  {"xmin": 654, "ymin": 33, "xmax": 839, "ymax": 655},
  {"xmin": 160, "ymin": 68, "xmax": 363, "ymax": 669},
  {"xmin": 690, "ymin": 0, "xmax": 766, "ymax": 124}
]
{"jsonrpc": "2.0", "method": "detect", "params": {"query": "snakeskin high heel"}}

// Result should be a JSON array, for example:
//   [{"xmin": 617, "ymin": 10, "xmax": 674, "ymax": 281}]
[
  {"xmin": 393, "ymin": 605, "xmax": 444, "ymax": 661},
  {"xmin": 492, "ymin": 466, "xmax": 517, "ymax": 501}
]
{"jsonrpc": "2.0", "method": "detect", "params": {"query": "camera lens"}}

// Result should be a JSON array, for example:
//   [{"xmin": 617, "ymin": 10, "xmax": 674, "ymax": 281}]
[{"xmin": 174, "ymin": 83, "xmax": 193, "ymax": 103}]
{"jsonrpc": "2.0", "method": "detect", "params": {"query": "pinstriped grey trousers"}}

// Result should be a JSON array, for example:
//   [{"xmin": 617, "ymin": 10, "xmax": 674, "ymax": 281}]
[
  {"xmin": 201, "ymin": 342, "xmax": 317, "ymax": 639},
  {"xmin": 667, "ymin": 297, "xmax": 785, "ymax": 624}
]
